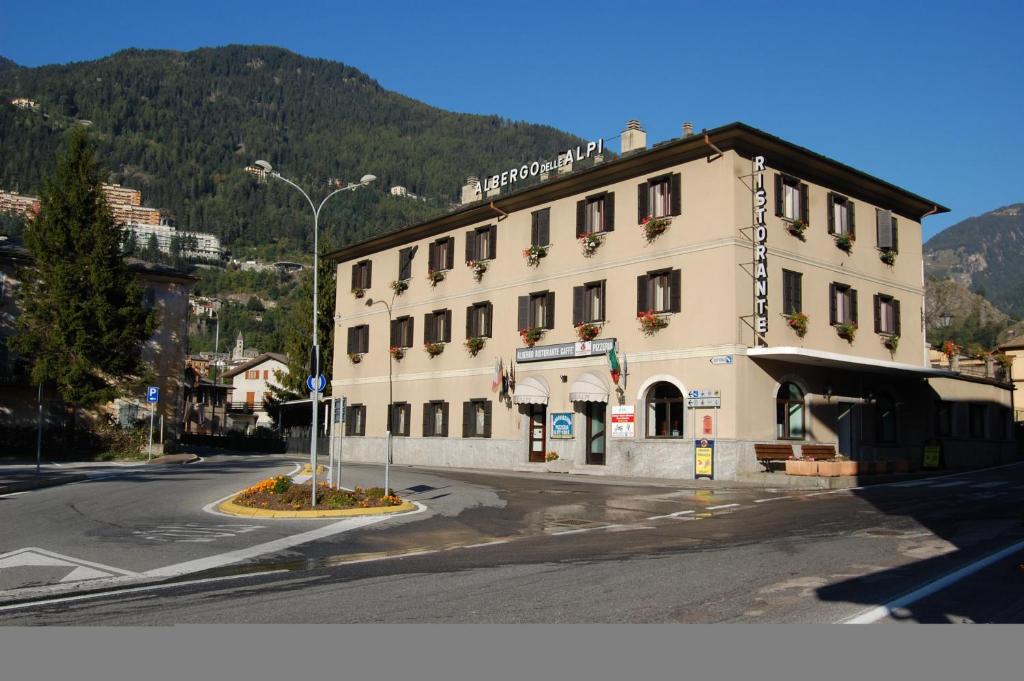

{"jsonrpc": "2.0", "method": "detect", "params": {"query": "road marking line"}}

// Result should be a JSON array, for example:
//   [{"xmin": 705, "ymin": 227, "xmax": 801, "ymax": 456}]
[
  {"xmin": 0, "ymin": 571, "xmax": 290, "ymax": 613},
  {"xmin": 462, "ymin": 540, "xmax": 510, "ymax": 549},
  {"xmin": 147, "ymin": 500, "xmax": 427, "ymax": 578},
  {"xmin": 930, "ymin": 481, "xmax": 970, "ymax": 488},
  {"xmin": 890, "ymin": 480, "xmax": 937, "ymax": 487},
  {"xmin": 841, "ymin": 538, "xmax": 1024, "ymax": 624},
  {"xmin": 971, "ymin": 481, "xmax": 1009, "ymax": 488},
  {"xmin": 647, "ymin": 510, "xmax": 695, "ymax": 520},
  {"xmin": 753, "ymin": 497, "xmax": 787, "ymax": 503},
  {"xmin": 870, "ymin": 461, "xmax": 1024, "ymax": 490},
  {"xmin": 707, "ymin": 504, "xmax": 739, "ymax": 510},
  {"xmin": 803, "ymin": 491, "xmax": 834, "ymax": 496}
]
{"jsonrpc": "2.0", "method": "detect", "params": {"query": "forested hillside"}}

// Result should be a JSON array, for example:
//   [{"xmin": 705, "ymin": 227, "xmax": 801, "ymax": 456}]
[{"xmin": 0, "ymin": 46, "xmax": 584, "ymax": 257}]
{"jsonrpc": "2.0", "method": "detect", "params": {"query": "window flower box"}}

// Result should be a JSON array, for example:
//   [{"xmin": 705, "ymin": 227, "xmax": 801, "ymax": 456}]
[
  {"xmin": 351, "ymin": 287, "xmax": 366, "ymax": 299},
  {"xmin": 578, "ymin": 232, "xmax": 604, "ymax": 257},
  {"xmin": 883, "ymin": 334, "xmax": 899, "ymax": 353},
  {"xmin": 995, "ymin": 353, "xmax": 1014, "ymax": 370},
  {"xmin": 424, "ymin": 341, "xmax": 445, "ymax": 358},
  {"xmin": 545, "ymin": 451, "xmax": 559, "ymax": 462},
  {"xmin": 786, "ymin": 312, "xmax": 809, "ymax": 338},
  {"xmin": 835, "ymin": 234, "xmax": 853, "ymax": 253},
  {"xmin": 348, "ymin": 352, "xmax": 363, "ymax": 364},
  {"xmin": 787, "ymin": 219, "xmax": 808, "ymax": 240},
  {"xmin": 391, "ymin": 280, "xmax": 409, "ymax": 296},
  {"xmin": 637, "ymin": 310, "xmax": 669, "ymax": 336},
  {"xmin": 519, "ymin": 326, "xmax": 544, "ymax": 347},
  {"xmin": 640, "ymin": 215, "xmax": 671, "ymax": 241},
  {"xmin": 523, "ymin": 244, "xmax": 549, "ymax": 267},
  {"xmin": 941, "ymin": 340, "xmax": 960, "ymax": 363},
  {"xmin": 466, "ymin": 259, "xmax": 488, "ymax": 282},
  {"xmin": 389, "ymin": 346, "xmax": 405, "ymax": 361},
  {"xmin": 427, "ymin": 269, "xmax": 446, "ymax": 286},
  {"xmin": 464, "ymin": 336, "xmax": 486, "ymax": 356},
  {"xmin": 880, "ymin": 249, "xmax": 897, "ymax": 266},
  {"xmin": 835, "ymin": 322, "xmax": 857, "ymax": 342},
  {"xmin": 575, "ymin": 322, "xmax": 601, "ymax": 342}
]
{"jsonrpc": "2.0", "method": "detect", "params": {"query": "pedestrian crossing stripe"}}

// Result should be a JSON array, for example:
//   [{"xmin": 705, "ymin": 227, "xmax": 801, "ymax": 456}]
[{"xmin": 0, "ymin": 547, "xmax": 139, "ymax": 583}]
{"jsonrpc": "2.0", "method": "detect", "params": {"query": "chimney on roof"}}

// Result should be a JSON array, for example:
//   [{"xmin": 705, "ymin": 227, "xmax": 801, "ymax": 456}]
[
  {"xmin": 682, "ymin": 121, "xmax": 694, "ymax": 138},
  {"xmin": 557, "ymin": 151, "xmax": 573, "ymax": 175},
  {"xmin": 460, "ymin": 176, "xmax": 481, "ymax": 205},
  {"xmin": 620, "ymin": 119, "xmax": 646, "ymax": 154}
]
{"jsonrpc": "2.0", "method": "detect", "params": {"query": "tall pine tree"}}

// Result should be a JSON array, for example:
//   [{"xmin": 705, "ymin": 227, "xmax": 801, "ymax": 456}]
[
  {"xmin": 273, "ymin": 247, "xmax": 336, "ymax": 399},
  {"xmin": 13, "ymin": 127, "xmax": 155, "ymax": 407}
]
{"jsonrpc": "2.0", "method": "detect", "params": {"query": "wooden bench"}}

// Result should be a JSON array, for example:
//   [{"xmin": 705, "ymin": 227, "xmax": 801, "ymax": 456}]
[
  {"xmin": 754, "ymin": 443, "xmax": 795, "ymax": 472},
  {"xmin": 800, "ymin": 444, "xmax": 837, "ymax": 461}
]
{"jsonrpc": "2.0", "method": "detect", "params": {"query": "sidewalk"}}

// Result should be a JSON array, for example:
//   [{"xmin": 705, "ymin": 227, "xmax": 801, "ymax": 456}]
[
  {"xmin": 0, "ymin": 453, "xmax": 199, "ymax": 494},
  {"xmin": 0, "ymin": 470, "xmax": 88, "ymax": 494}
]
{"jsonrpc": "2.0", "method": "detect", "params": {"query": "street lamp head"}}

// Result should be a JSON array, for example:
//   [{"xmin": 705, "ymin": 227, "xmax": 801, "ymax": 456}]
[
  {"xmin": 360, "ymin": 174, "xmax": 377, "ymax": 185},
  {"xmin": 365, "ymin": 298, "xmax": 374, "ymax": 307},
  {"xmin": 253, "ymin": 160, "xmax": 273, "ymax": 173}
]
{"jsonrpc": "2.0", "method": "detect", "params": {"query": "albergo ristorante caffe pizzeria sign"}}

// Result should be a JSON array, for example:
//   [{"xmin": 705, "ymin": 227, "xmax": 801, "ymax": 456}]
[{"xmin": 516, "ymin": 338, "xmax": 616, "ymax": 363}]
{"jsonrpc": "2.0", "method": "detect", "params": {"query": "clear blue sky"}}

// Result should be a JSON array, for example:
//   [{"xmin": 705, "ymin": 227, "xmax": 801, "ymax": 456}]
[{"xmin": 2, "ymin": 0, "xmax": 1021, "ymax": 239}]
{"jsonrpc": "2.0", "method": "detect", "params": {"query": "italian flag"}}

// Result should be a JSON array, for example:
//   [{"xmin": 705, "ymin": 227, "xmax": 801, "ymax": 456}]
[{"xmin": 607, "ymin": 347, "xmax": 621, "ymax": 385}]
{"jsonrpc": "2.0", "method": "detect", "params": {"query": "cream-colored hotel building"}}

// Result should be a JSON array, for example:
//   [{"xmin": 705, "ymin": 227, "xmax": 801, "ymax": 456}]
[{"xmin": 327, "ymin": 122, "xmax": 1014, "ymax": 480}]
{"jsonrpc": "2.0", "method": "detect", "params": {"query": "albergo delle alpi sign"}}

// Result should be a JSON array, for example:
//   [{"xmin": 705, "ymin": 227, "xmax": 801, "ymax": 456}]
[{"xmin": 474, "ymin": 139, "xmax": 604, "ymax": 196}]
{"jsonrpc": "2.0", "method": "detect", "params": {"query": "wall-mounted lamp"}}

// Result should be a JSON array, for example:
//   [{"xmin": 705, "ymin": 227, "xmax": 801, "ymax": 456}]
[
  {"xmin": 824, "ymin": 386, "xmax": 833, "ymax": 402},
  {"xmin": 560, "ymin": 375, "xmax": 568, "ymax": 383}
]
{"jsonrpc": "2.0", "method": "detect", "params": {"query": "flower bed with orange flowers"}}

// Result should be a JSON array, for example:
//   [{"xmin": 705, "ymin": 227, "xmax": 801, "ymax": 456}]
[{"xmin": 233, "ymin": 476, "xmax": 403, "ymax": 512}]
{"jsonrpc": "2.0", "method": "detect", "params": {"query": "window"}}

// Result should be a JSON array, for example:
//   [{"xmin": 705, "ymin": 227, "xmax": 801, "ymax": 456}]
[
  {"xmin": 934, "ymin": 400, "xmax": 952, "ymax": 437},
  {"xmin": 876, "ymin": 208, "xmax": 899, "ymax": 253},
  {"xmin": 637, "ymin": 269, "xmax": 681, "ymax": 315},
  {"xmin": 422, "ymin": 401, "xmax": 449, "ymax": 437},
  {"xmin": 466, "ymin": 301, "xmax": 493, "ymax": 338},
  {"xmin": 775, "ymin": 174, "xmax": 809, "ymax": 223},
  {"xmin": 573, "ymin": 280, "xmax": 606, "ymax": 325},
  {"xmin": 518, "ymin": 291, "xmax": 555, "ymax": 330},
  {"xmin": 873, "ymin": 295, "xmax": 901, "ymax": 336},
  {"xmin": 782, "ymin": 270, "xmax": 803, "ymax": 315},
  {"xmin": 347, "ymin": 324, "xmax": 370, "ymax": 354},
  {"xmin": 969, "ymin": 404, "xmax": 986, "ymax": 438},
  {"xmin": 244, "ymin": 369, "xmax": 260, "ymax": 380},
  {"xmin": 345, "ymin": 404, "xmax": 366, "ymax": 436},
  {"xmin": 646, "ymin": 382, "xmax": 685, "ymax": 438},
  {"xmin": 829, "ymin": 283, "xmax": 858, "ymax": 325},
  {"xmin": 876, "ymin": 395, "xmax": 897, "ymax": 443},
  {"xmin": 462, "ymin": 399, "xmax": 492, "ymax": 438},
  {"xmin": 390, "ymin": 316, "xmax": 414, "ymax": 348},
  {"xmin": 530, "ymin": 209, "xmax": 550, "ymax": 247},
  {"xmin": 388, "ymin": 402, "xmax": 411, "ymax": 437},
  {"xmin": 428, "ymin": 236, "xmax": 455, "ymax": 272},
  {"xmin": 351, "ymin": 259, "xmax": 372, "ymax": 290},
  {"xmin": 576, "ymin": 192, "xmax": 615, "ymax": 235},
  {"xmin": 827, "ymin": 193, "xmax": 855, "ymax": 237},
  {"xmin": 776, "ymin": 382, "xmax": 805, "ymax": 440},
  {"xmin": 397, "ymin": 246, "xmax": 414, "ymax": 281},
  {"xmin": 638, "ymin": 173, "xmax": 681, "ymax": 220},
  {"xmin": 465, "ymin": 224, "xmax": 497, "ymax": 262},
  {"xmin": 424, "ymin": 309, "xmax": 452, "ymax": 343}
]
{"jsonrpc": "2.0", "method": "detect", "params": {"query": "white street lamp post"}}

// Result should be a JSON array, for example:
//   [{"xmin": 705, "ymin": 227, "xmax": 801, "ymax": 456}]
[{"xmin": 254, "ymin": 160, "xmax": 375, "ymax": 507}]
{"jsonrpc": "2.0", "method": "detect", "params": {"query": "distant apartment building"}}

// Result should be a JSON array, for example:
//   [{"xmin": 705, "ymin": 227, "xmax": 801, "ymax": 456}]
[
  {"xmin": 244, "ymin": 164, "xmax": 268, "ymax": 181},
  {"xmin": 0, "ymin": 191, "xmax": 40, "ymax": 220},
  {"xmin": 124, "ymin": 222, "xmax": 223, "ymax": 261},
  {"xmin": 9, "ymin": 98, "xmax": 38, "ymax": 110},
  {"xmin": 102, "ymin": 184, "xmax": 142, "ymax": 207},
  {"xmin": 222, "ymin": 352, "xmax": 289, "ymax": 431}
]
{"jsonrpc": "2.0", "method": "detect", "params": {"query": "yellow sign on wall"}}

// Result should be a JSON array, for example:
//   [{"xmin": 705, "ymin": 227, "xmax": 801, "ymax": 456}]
[
  {"xmin": 695, "ymin": 439, "xmax": 715, "ymax": 479},
  {"xmin": 922, "ymin": 445, "xmax": 942, "ymax": 469}
]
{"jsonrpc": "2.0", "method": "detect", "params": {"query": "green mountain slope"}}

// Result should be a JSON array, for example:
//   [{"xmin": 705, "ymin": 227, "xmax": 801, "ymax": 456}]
[
  {"xmin": 924, "ymin": 204, "xmax": 1024, "ymax": 317},
  {"xmin": 0, "ymin": 45, "xmax": 584, "ymax": 256}
]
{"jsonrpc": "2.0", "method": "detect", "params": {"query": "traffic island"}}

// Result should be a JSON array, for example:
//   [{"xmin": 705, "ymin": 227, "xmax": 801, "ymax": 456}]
[{"xmin": 216, "ymin": 476, "xmax": 415, "ymax": 519}]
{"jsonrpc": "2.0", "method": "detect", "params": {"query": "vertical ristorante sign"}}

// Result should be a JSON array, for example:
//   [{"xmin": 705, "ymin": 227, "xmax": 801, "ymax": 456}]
[{"xmin": 752, "ymin": 155, "xmax": 768, "ymax": 338}]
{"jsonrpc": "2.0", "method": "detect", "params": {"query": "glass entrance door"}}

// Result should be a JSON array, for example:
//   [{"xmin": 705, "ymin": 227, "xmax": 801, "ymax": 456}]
[
  {"xmin": 528, "ymin": 404, "xmax": 546, "ymax": 463},
  {"xmin": 586, "ymin": 402, "xmax": 606, "ymax": 465}
]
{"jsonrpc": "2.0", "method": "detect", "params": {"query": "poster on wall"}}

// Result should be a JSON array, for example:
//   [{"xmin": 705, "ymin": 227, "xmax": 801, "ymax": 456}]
[
  {"xmin": 695, "ymin": 438, "xmax": 715, "ymax": 479},
  {"xmin": 550, "ymin": 412, "xmax": 574, "ymax": 439},
  {"xmin": 922, "ymin": 445, "xmax": 942, "ymax": 469},
  {"xmin": 610, "ymin": 405, "xmax": 635, "ymax": 438}
]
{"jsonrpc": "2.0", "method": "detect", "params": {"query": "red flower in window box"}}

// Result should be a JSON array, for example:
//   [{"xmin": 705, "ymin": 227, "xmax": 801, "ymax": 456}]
[
  {"xmin": 575, "ymin": 322, "xmax": 601, "ymax": 341},
  {"xmin": 519, "ymin": 326, "xmax": 544, "ymax": 347},
  {"xmin": 640, "ymin": 214, "xmax": 671, "ymax": 241},
  {"xmin": 637, "ymin": 310, "xmax": 669, "ymax": 336}
]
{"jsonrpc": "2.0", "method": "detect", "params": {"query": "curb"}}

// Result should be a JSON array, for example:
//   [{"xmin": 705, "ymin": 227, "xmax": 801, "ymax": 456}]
[
  {"xmin": 147, "ymin": 453, "xmax": 201, "ymax": 465},
  {"xmin": 216, "ymin": 497, "xmax": 417, "ymax": 519},
  {"xmin": 0, "ymin": 474, "xmax": 88, "ymax": 495}
]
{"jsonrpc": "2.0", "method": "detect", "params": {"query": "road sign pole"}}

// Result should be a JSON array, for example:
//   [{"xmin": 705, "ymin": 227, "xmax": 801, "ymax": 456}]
[{"xmin": 148, "ymin": 402, "xmax": 155, "ymax": 462}]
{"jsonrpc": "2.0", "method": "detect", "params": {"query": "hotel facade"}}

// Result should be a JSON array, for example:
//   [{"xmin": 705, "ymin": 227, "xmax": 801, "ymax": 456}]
[{"xmin": 327, "ymin": 122, "xmax": 1015, "ymax": 480}]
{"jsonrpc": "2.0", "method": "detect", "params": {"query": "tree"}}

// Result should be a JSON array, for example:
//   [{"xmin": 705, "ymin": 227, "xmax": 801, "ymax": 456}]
[
  {"xmin": 275, "ymin": 253, "xmax": 335, "ymax": 398},
  {"xmin": 12, "ymin": 127, "xmax": 155, "ymax": 408}
]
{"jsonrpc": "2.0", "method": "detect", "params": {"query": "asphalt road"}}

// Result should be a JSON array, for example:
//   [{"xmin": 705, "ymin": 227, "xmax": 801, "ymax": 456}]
[{"xmin": 2, "ymin": 454, "xmax": 1023, "ymax": 623}]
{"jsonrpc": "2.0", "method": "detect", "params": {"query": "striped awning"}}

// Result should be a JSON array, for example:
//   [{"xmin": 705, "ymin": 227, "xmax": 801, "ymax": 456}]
[
  {"xmin": 512, "ymin": 376, "xmax": 549, "ymax": 405},
  {"xmin": 569, "ymin": 372, "xmax": 608, "ymax": 402}
]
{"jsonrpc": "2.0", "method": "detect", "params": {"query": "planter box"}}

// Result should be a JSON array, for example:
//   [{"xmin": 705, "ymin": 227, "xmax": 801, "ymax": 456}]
[
  {"xmin": 785, "ymin": 459, "xmax": 818, "ymax": 476},
  {"xmin": 889, "ymin": 460, "xmax": 910, "ymax": 474},
  {"xmin": 836, "ymin": 461, "xmax": 859, "ymax": 476},
  {"xmin": 546, "ymin": 459, "xmax": 571, "ymax": 473},
  {"xmin": 816, "ymin": 461, "xmax": 842, "ymax": 477}
]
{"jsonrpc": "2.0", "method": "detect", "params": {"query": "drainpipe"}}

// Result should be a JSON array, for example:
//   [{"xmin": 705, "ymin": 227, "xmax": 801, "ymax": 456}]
[
  {"xmin": 488, "ymin": 201, "xmax": 508, "ymax": 221},
  {"xmin": 703, "ymin": 131, "xmax": 724, "ymax": 161}
]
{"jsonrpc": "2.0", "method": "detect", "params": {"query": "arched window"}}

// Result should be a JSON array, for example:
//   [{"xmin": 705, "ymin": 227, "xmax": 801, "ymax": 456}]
[
  {"xmin": 646, "ymin": 382, "xmax": 685, "ymax": 438},
  {"xmin": 776, "ymin": 382, "xmax": 805, "ymax": 440},
  {"xmin": 876, "ymin": 395, "xmax": 897, "ymax": 443}
]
